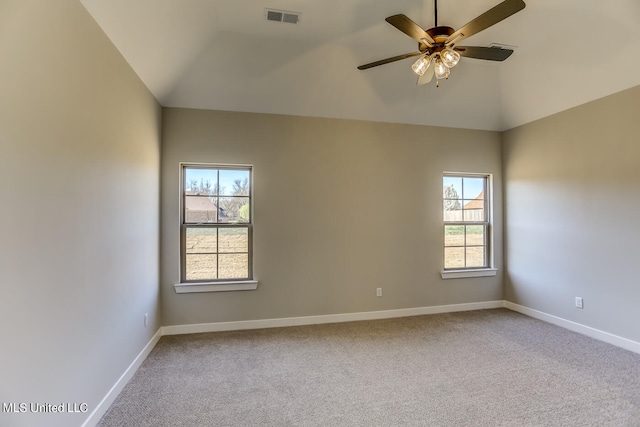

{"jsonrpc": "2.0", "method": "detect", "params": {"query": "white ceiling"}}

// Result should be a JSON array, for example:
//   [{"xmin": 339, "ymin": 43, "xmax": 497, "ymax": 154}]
[{"xmin": 80, "ymin": 0, "xmax": 640, "ymax": 131}]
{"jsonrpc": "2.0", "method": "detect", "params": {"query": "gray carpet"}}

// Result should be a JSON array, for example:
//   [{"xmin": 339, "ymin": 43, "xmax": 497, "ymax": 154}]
[{"xmin": 98, "ymin": 309, "xmax": 640, "ymax": 426}]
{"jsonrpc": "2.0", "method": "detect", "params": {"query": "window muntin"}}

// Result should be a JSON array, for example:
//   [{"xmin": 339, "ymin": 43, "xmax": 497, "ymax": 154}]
[
  {"xmin": 443, "ymin": 174, "xmax": 489, "ymax": 270},
  {"xmin": 181, "ymin": 165, "xmax": 252, "ymax": 282}
]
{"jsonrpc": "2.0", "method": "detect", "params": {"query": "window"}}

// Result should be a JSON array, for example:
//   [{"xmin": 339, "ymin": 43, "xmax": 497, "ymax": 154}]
[
  {"xmin": 180, "ymin": 164, "xmax": 253, "ymax": 286},
  {"xmin": 443, "ymin": 174, "xmax": 491, "ymax": 272}
]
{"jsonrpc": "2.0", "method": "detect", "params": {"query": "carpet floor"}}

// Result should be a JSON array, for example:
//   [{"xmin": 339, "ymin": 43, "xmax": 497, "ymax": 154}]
[{"xmin": 98, "ymin": 309, "xmax": 640, "ymax": 426}]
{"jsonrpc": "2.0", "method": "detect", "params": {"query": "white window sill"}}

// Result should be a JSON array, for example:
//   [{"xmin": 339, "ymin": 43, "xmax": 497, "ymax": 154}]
[
  {"xmin": 441, "ymin": 268, "xmax": 498, "ymax": 280},
  {"xmin": 174, "ymin": 280, "xmax": 258, "ymax": 294}
]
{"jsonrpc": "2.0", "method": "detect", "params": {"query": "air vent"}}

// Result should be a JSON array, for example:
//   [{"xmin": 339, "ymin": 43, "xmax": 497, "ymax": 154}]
[{"xmin": 265, "ymin": 8, "xmax": 301, "ymax": 24}]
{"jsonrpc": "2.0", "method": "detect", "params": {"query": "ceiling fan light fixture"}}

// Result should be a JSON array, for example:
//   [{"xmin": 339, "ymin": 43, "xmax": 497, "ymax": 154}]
[
  {"xmin": 434, "ymin": 57, "xmax": 449, "ymax": 80},
  {"xmin": 411, "ymin": 55, "xmax": 432, "ymax": 76},
  {"xmin": 441, "ymin": 48, "xmax": 460, "ymax": 68},
  {"xmin": 357, "ymin": 0, "xmax": 527, "ymax": 85}
]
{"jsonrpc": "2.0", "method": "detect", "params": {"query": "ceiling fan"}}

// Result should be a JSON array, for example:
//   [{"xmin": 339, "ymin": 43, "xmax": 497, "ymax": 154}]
[{"xmin": 357, "ymin": 0, "xmax": 526, "ymax": 86}]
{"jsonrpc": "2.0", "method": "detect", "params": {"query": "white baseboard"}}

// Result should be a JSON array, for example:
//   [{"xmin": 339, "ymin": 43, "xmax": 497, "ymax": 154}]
[
  {"xmin": 161, "ymin": 301, "xmax": 505, "ymax": 335},
  {"xmin": 162, "ymin": 301, "xmax": 640, "ymax": 355},
  {"xmin": 82, "ymin": 328, "xmax": 162, "ymax": 427},
  {"xmin": 504, "ymin": 301, "xmax": 640, "ymax": 355}
]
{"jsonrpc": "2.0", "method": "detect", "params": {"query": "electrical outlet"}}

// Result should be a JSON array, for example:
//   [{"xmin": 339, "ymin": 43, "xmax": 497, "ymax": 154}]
[
  {"xmin": 376, "ymin": 288, "xmax": 382, "ymax": 297},
  {"xmin": 144, "ymin": 313, "xmax": 149, "ymax": 327},
  {"xmin": 575, "ymin": 297, "xmax": 583, "ymax": 309}
]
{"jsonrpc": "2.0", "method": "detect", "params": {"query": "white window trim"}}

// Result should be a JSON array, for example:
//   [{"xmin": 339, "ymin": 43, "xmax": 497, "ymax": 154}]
[
  {"xmin": 174, "ymin": 280, "xmax": 258, "ymax": 293},
  {"xmin": 176, "ymin": 162, "xmax": 258, "ymax": 293},
  {"xmin": 442, "ymin": 172, "xmax": 497, "ymax": 278},
  {"xmin": 441, "ymin": 268, "xmax": 497, "ymax": 279}
]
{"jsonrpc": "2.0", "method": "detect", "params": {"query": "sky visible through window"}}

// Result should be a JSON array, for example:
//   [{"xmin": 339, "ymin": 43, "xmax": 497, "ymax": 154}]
[
  {"xmin": 443, "ymin": 176, "xmax": 484, "ymax": 200},
  {"xmin": 185, "ymin": 168, "xmax": 249, "ymax": 195}
]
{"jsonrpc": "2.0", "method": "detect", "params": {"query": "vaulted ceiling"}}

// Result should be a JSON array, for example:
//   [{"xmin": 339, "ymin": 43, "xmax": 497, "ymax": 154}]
[{"xmin": 81, "ymin": 0, "xmax": 640, "ymax": 131}]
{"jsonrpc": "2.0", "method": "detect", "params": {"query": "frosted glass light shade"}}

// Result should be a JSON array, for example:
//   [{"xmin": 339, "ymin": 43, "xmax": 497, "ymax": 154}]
[
  {"xmin": 441, "ymin": 48, "xmax": 460, "ymax": 68},
  {"xmin": 411, "ymin": 55, "xmax": 431, "ymax": 76},
  {"xmin": 434, "ymin": 58, "xmax": 449, "ymax": 79}
]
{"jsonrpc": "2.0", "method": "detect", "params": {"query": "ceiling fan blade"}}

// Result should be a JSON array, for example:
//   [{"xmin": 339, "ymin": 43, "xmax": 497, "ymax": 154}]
[
  {"xmin": 455, "ymin": 46, "xmax": 514, "ymax": 61},
  {"xmin": 445, "ymin": 0, "xmax": 525, "ymax": 45},
  {"xmin": 417, "ymin": 65, "xmax": 435, "ymax": 85},
  {"xmin": 357, "ymin": 51, "xmax": 423, "ymax": 70},
  {"xmin": 386, "ymin": 14, "xmax": 435, "ymax": 47}
]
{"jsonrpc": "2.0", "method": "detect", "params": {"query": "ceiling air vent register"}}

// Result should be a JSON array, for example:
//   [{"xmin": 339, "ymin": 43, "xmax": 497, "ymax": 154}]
[{"xmin": 265, "ymin": 9, "xmax": 301, "ymax": 24}]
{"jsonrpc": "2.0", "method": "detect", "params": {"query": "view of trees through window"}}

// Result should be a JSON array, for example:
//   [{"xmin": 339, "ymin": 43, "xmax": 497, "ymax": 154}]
[
  {"xmin": 443, "ymin": 175, "xmax": 488, "ymax": 269},
  {"xmin": 182, "ymin": 166, "xmax": 252, "ymax": 281}
]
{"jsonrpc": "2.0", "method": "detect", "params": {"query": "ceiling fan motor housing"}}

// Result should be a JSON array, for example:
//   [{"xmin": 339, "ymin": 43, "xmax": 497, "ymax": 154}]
[{"xmin": 420, "ymin": 26, "xmax": 455, "ymax": 52}]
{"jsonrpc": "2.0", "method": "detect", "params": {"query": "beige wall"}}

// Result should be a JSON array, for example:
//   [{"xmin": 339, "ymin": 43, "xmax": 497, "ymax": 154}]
[
  {"xmin": 161, "ymin": 108, "xmax": 503, "ymax": 326},
  {"xmin": 0, "ymin": 1, "xmax": 161, "ymax": 426},
  {"xmin": 503, "ymin": 85, "xmax": 640, "ymax": 342},
  {"xmin": 2, "ymin": 1, "xmax": 637, "ymax": 423}
]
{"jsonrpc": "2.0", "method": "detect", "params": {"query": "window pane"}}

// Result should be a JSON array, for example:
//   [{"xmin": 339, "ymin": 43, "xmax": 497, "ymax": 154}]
[
  {"xmin": 463, "ymin": 199, "xmax": 485, "ymax": 221},
  {"xmin": 185, "ymin": 254, "xmax": 217, "ymax": 280},
  {"xmin": 443, "ymin": 177, "xmax": 462, "ymax": 197},
  {"xmin": 184, "ymin": 196, "xmax": 218, "ymax": 223},
  {"xmin": 218, "ymin": 197, "xmax": 250, "ymax": 223},
  {"xmin": 443, "ymin": 201, "xmax": 462, "ymax": 221},
  {"xmin": 444, "ymin": 247, "xmax": 465, "ymax": 269},
  {"xmin": 219, "ymin": 254, "xmax": 249, "ymax": 279},
  {"xmin": 181, "ymin": 164, "xmax": 253, "ymax": 283},
  {"xmin": 185, "ymin": 168, "xmax": 218, "ymax": 196},
  {"xmin": 443, "ymin": 174, "xmax": 489, "ymax": 271},
  {"xmin": 465, "ymin": 225, "xmax": 485, "ymax": 246},
  {"xmin": 219, "ymin": 170, "xmax": 250, "ymax": 196},
  {"xmin": 443, "ymin": 177, "xmax": 462, "ymax": 222},
  {"xmin": 185, "ymin": 227, "xmax": 217, "ymax": 254},
  {"xmin": 462, "ymin": 177, "xmax": 484, "ymax": 200},
  {"xmin": 466, "ymin": 247, "xmax": 486, "ymax": 268},
  {"xmin": 444, "ymin": 225, "xmax": 465, "ymax": 247},
  {"xmin": 219, "ymin": 228, "xmax": 248, "ymax": 253}
]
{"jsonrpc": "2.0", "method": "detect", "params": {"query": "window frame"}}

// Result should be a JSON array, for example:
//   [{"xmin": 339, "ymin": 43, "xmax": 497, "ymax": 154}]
[
  {"xmin": 175, "ymin": 163, "xmax": 257, "ymax": 293},
  {"xmin": 441, "ymin": 172, "xmax": 497, "ymax": 279}
]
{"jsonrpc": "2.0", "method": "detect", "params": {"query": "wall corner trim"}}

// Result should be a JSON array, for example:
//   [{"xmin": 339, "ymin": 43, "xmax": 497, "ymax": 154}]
[{"xmin": 82, "ymin": 329, "xmax": 162, "ymax": 427}]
